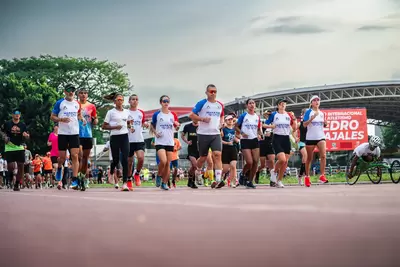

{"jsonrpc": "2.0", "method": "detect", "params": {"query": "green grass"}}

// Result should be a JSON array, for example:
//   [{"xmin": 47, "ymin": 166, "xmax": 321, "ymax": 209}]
[{"xmin": 88, "ymin": 172, "xmax": 396, "ymax": 188}]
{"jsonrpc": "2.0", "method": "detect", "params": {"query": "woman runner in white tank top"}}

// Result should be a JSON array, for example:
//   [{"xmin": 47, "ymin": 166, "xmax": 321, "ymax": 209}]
[{"xmin": 302, "ymin": 95, "xmax": 329, "ymax": 187}]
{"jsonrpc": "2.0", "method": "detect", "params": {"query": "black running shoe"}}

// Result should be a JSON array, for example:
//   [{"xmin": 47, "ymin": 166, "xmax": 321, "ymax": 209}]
[
  {"xmin": 80, "ymin": 179, "xmax": 86, "ymax": 191},
  {"xmin": 246, "ymin": 181, "xmax": 256, "ymax": 189},
  {"xmin": 13, "ymin": 184, "xmax": 20, "ymax": 191},
  {"xmin": 270, "ymin": 181, "xmax": 278, "ymax": 187},
  {"xmin": 216, "ymin": 180, "xmax": 225, "ymax": 189}
]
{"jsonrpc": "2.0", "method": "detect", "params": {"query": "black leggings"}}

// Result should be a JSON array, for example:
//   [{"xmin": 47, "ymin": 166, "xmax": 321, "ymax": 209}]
[{"xmin": 110, "ymin": 134, "xmax": 129, "ymax": 183}]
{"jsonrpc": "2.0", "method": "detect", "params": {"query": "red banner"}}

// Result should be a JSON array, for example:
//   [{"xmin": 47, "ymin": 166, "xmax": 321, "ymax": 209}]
[{"xmin": 323, "ymin": 108, "xmax": 368, "ymax": 151}]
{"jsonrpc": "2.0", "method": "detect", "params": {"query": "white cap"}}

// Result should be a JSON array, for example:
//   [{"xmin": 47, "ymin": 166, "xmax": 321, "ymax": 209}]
[
  {"xmin": 310, "ymin": 95, "xmax": 320, "ymax": 103},
  {"xmin": 225, "ymin": 115, "xmax": 234, "ymax": 120}
]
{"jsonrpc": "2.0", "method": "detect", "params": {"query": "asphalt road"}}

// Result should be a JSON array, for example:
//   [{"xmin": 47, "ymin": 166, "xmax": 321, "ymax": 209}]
[{"xmin": 1, "ymin": 184, "xmax": 399, "ymax": 267}]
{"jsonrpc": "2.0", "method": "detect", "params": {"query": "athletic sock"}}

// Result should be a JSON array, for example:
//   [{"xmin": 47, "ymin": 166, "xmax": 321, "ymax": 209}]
[{"xmin": 215, "ymin": 170, "xmax": 222, "ymax": 182}]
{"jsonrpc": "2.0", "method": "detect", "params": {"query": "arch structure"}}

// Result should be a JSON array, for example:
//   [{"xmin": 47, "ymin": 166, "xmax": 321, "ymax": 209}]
[{"xmin": 223, "ymin": 80, "xmax": 400, "ymax": 126}]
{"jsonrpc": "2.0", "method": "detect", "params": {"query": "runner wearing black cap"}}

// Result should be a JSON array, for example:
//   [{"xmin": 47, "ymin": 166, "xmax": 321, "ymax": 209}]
[{"xmin": 0, "ymin": 109, "xmax": 30, "ymax": 191}]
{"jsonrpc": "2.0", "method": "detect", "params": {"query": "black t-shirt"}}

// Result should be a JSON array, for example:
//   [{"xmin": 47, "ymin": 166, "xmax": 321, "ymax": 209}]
[
  {"xmin": 182, "ymin": 123, "xmax": 198, "ymax": 149},
  {"xmin": 299, "ymin": 121, "xmax": 307, "ymax": 142},
  {"xmin": 1, "ymin": 120, "xmax": 27, "ymax": 146}
]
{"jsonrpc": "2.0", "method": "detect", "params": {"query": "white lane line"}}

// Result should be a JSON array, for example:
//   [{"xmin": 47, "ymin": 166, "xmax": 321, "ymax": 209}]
[{"xmin": 3, "ymin": 192, "xmax": 400, "ymax": 216}]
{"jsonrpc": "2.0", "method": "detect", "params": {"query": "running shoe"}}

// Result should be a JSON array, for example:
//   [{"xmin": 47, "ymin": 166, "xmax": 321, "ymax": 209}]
[
  {"xmin": 134, "ymin": 172, "xmax": 141, "ymax": 186},
  {"xmin": 304, "ymin": 176, "xmax": 311, "ymax": 187},
  {"xmin": 57, "ymin": 181, "xmax": 62, "ymax": 190},
  {"xmin": 70, "ymin": 180, "xmax": 79, "ymax": 190},
  {"xmin": 127, "ymin": 179, "xmax": 133, "ymax": 191},
  {"xmin": 156, "ymin": 176, "xmax": 162, "ymax": 187},
  {"xmin": 161, "ymin": 182, "xmax": 169, "ymax": 190},
  {"xmin": 270, "ymin": 171, "xmax": 278, "ymax": 184},
  {"xmin": 80, "ymin": 179, "xmax": 86, "ymax": 192},
  {"xmin": 204, "ymin": 178, "xmax": 209, "ymax": 187},
  {"xmin": 238, "ymin": 172, "xmax": 245, "ymax": 185},
  {"xmin": 246, "ymin": 181, "xmax": 256, "ymax": 189},
  {"xmin": 216, "ymin": 180, "xmax": 225, "ymax": 189},
  {"xmin": 114, "ymin": 184, "xmax": 119, "ymax": 189},
  {"xmin": 190, "ymin": 183, "xmax": 198, "ymax": 189},
  {"xmin": 319, "ymin": 175, "xmax": 328, "ymax": 184},
  {"xmin": 121, "ymin": 183, "xmax": 129, "ymax": 191},
  {"xmin": 172, "ymin": 180, "xmax": 176, "ymax": 188},
  {"xmin": 277, "ymin": 180, "xmax": 285, "ymax": 188},
  {"xmin": 210, "ymin": 181, "xmax": 217, "ymax": 189}
]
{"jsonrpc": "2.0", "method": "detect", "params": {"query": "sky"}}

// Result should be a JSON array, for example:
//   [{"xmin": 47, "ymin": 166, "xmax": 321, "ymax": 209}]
[{"xmin": 1, "ymin": 0, "xmax": 400, "ymax": 112}]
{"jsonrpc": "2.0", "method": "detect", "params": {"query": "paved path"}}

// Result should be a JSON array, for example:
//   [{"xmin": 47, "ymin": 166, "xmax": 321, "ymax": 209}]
[{"xmin": 1, "ymin": 184, "xmax": 399, "ymax": 267}]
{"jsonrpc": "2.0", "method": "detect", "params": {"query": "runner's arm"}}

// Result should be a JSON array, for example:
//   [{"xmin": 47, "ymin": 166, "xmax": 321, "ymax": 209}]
[
  {"xmin": 50, "ymin": 113, "xmax": 69, "ymax": 123},
  {"xmin": 101, "ymin": 122, "xmax": 122, "ymax": 130},
  {"xmin": 349, "ymin": 154, "xmax": 359, "ymax": 176},
  {"xmin": 180, "ymin": 131, "xmax": 190, "ymax": 145},
  {"xmin": 149, "ymin": 123, "xmax": 157, "ymax": 136},
  {"xmin": 189, "ymin": 112, "xmax": 207, "ymax": 123}
]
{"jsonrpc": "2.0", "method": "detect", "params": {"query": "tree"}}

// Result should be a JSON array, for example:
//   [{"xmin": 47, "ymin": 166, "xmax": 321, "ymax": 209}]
[
  {"xmin": 381, "ymin": 124, "xmax": 400, "ymax": 149},
  {"xmin": 0, "ymin": 55, "xmax": 131, "ymax": 107},
  {"xmin": 0, "ymin": 74, "xmax": 59, "ymax": 154},
  {"xmin": 0, "ymin": 55, "xmax": 132, "ymax": 151}
]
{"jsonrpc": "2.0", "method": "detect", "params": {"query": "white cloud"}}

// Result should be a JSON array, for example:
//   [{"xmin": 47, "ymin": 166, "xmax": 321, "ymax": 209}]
[{"xmin": 1, "ymin": 0, "xmax": 399, "ymax": 110}]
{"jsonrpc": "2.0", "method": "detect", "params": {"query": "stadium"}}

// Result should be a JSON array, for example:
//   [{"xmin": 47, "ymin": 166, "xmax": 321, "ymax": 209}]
[{"xmin": 93, "ymin": 80, "xmax": 400, "ymax": 170}]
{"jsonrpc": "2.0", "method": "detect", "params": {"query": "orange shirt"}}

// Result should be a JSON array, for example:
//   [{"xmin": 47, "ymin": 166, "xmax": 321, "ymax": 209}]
[
  {"xmin": 42, "ymin": 157, "xmax": 53, "ymax": 171},
  {"xmin": 171, "ymin": 138, "xmax": 181, "ymax": 161},
  {"xmin": 32, "ymin": 159, "xmax": 42, "ymax": 173}
]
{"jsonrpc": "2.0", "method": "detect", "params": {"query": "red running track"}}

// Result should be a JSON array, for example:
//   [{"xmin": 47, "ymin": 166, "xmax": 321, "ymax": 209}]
[{"xmin": 0, "ymin": 184, "xmax": 399, "ymax": 267}]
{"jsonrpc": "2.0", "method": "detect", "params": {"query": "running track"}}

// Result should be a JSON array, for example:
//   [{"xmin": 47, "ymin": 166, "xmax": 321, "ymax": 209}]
[{"xmin": 1, "ymin": 184, "xmax": 399, "ymax": 267}]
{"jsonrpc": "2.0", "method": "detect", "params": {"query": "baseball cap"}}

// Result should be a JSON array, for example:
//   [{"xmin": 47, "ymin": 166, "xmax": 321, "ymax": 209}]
[
  {"xmin": 12, "ymin": 110, "xmax": 21, "ymax": 115},
  {"xmin": 310, "ymin": 95, "xmax": 320, "ymax": 102},
  {"xmin": 263, "ymin": 109, "xmax": 272, "ymax": 114},
  {"xmin": 225, "ymin": 115, "xmax": 234, "ymax": 120},
  {"xmin": 64, "ymin": 84, "xmax": 77, "ymax": 92},
  {"xmin": 276, "ymin": 98, "xmax": 287, "ymax": 105}
]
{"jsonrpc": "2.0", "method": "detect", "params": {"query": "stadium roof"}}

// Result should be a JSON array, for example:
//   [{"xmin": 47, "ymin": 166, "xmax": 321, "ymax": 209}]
[{"xmin": 223, "ymin": 80, "xmax": 400, "ymax": 125}]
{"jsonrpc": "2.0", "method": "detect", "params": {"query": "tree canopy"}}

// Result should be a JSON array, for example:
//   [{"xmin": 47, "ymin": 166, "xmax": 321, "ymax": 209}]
[
  {"xmin": 0, "ymin": 55, "xmax": 131, "ymax": 154},
  {"xmin": 0, "ymin": 55, "xmax": 131, "ymax": 107},
  {"xmin": 382, "ymin": 123, "xmax": 400, "ymax": 149}
]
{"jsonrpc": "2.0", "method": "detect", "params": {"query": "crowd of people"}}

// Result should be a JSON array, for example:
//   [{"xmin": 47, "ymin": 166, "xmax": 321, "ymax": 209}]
[{"xmin": 0, "ymin": 83, "xmax": 383, "ymax": 191}]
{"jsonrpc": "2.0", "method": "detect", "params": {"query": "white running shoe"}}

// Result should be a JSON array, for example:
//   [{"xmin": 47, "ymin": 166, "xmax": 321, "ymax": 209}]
[
  {"xmin": 114, "ymin": 184, "xmax": 119, "ymax": 189},
  {"xmin": 270, "ymin": 171, "xmax": 278, "ymax": 183},
  {"xmin": 122, "ymin": 183, "xmax": 129, "ymax": 191},
  {"xmin": 277, "ymin": 180, "xmax": 285, "ymax": 188}
]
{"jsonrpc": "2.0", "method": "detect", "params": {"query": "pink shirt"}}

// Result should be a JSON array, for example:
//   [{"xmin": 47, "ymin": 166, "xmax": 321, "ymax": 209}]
[{"xmin": 48, "ymin": 132, "xmax": 59, "ymax": 157}]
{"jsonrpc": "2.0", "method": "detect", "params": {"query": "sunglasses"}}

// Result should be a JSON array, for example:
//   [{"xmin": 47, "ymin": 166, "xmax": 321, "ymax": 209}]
[
  {"xmin": 208, "ymin": 90, "xmax": 217, "ymax": 94},
  {"xmin": 162, "ymin": 99, "xmax": 170, "ymax": 103},
  {"xmin": 65, "ymin": 88, "xmax": 76, "ymax": 93}
]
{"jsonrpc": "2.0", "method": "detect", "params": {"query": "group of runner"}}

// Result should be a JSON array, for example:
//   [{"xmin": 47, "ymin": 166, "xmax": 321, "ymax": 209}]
[{"xmin": 0, "ymin": 83, "xmax": 383, "ymax": 192}]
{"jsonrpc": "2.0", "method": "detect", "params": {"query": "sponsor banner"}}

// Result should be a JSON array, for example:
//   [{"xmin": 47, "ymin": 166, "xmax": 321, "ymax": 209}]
[{"xmin": 323, "ymin": 108, "xmax": 368, "ymax": 151}]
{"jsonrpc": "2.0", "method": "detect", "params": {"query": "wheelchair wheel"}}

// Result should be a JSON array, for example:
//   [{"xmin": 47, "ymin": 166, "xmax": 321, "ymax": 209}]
[
  {"xmin": 390, "ymin": 160, "xmax": 400, "ymax": 184},
  {"xmin": 346, "ymin": 157, "xmax": 362, "ymax": 185},
  {"xmin": 366, "ymin": 166, "xmax": 382, "ymax": 184}
]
